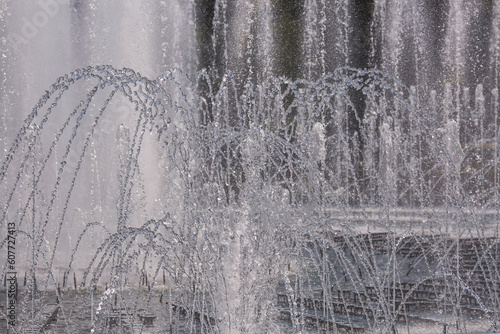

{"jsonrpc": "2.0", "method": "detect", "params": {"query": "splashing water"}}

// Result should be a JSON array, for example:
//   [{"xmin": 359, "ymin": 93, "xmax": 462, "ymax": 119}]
[{"xmin": 0, "ymin": 64, "xmax": 499, "ymax": 334}]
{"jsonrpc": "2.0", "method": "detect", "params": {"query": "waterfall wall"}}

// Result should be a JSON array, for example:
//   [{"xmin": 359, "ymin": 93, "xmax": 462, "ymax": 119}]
[{"xmin": 2, "ymin": 1, "xmax": 498, "ymax": 119}]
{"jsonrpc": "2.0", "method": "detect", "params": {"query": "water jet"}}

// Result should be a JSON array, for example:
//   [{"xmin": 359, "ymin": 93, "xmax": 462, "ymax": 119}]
[{"xmin": 1, "ymin": 1, "xmax": 500, "ymax": 333}]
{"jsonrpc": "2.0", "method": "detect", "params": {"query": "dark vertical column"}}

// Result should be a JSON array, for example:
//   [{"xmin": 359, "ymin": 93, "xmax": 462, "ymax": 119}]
[
  {"xmin": 348, "ymin": 0, "xmax": 374, "ymax": 129},
  {"xmin": 349, "ymin": 0, "xmax": 373, "ymax": 71},
  {"xmin": 194, "ymin": 0, "xmax": 217, "ymax": 74},
  {"xmin": 272, "ymin": 0, "xmax": 304, "ymax": 80},
  {"xmin": 465, "ymin": 0, "xmax": 491, "ymax": 90},
  {"xmin": 348, "ymin": 0, "xmax": 375, "ymax": 203},
  {"xmin": 194, "ymin": 0, "xmax": 217, "ymax": 124},
  {"xmin": 270, "ymin": 0, "xmax": 304, "ymax": 129},
  {"xmin": 422, "ymin": 0, "xmax": 449, "ymax": 91}
]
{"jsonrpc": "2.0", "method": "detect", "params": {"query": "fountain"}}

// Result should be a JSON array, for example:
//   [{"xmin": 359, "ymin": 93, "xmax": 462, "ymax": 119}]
[{"xmin": 1, "ymin": 1, "xmax": 500, "ymax": 333}]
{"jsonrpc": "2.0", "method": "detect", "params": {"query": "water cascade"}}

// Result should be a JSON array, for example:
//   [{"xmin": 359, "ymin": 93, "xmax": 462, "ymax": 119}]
[{"xmin": 1, "ymin": 1, "xmax": 500, "ymax": 333}]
